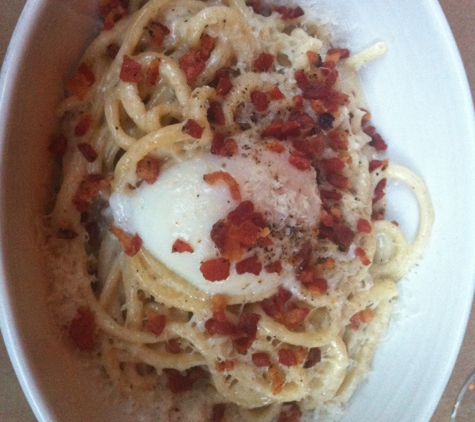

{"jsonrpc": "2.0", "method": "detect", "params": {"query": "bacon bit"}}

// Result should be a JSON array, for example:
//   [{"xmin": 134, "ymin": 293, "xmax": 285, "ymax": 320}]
[
  {"xmin": 225, "ymin": 201, "xmax": 252, "ymax": 225},
  {"xmin": 120, "ymin": 55, "xmax": 142, "ymax": 83},
  {"xmin": 278, "ymin": 349, "xmax": 299, "ymax": 367},
  {"xmin": 74, "ymin": 113, "xmax": 93, "ymax": 137},
  {"xmin": 357, "ymin": 218, "xmax": 372, "ymax": 233},
  {"xmin": 212, "ymin": 294, "xmax": 228, "ymax": 314},
  {"xmin": 311, "ymin": 99, "xmax": 327, "ymax": 114},
  {"xmin": 57, "ymin": 228, "xmax": 78, "ymax": 239},
  {"xmin": 327, "ymin": 173, "xmax": 350, "ymax": 189},
  {"xmin": 280, "ymin": 120, "xmax": 301, "ymax": 139},
  {"xmin": 145, "ymin": 311, "xmax": 167, "ymax": 336},
  {"xmin": 373, "ymin": 178, "xmax": 387, "ymax": 204},
  {"xmin": 270, "ymin": 86, "xmax": 285, "ymax": 100},
  {"xmin": 253, "ymin": 53, "xmax": 274, "ymax": 72},
  {"xmin": 267, "ymin": 140, "xmax": 285, "ymax": 153},
  {"xmin": 200, "ymin": 258, "xmax": 231, "ymax": 281},
  {"xmin": 370, "ymin": 133, "xmax": 388, "ymax": 151},
  {"xmin": 146, "ymin": 21, "xmax": 170, "ymax": 46},
  {"xmin": 372, "ymin": 210, "xmax": 385, "ymax": 221},
  {"xmin": 204, "ymin": 171, "xmax": 241, "ymax": 200},
  {"xmin": 48, "ymin": 134, "xmax": 67, "ymax": 156},
  {"xmin": 212, "ymin": 404, "xmax": 226, "ymax": 422},
  {"xmin": 272, "ymin": 5, "xmax": 305, "ymax": 20},
  {"xmin": 318, "ymin": 113, "xmax": 335, "ymax": 129},
  {"xmin": 211, "ymin": 133, "xmax": 238, "ymax": 157},
  {"xmin": 306, "ymin": 277, "xmax": 328, "ymax": 295},
  {"xmin": 215, "ymin": 359, "xmax": 235, "ymax": 372},
  {"xmin": 77, "ymin": 143, "xmax": 98, "ymax": 162},
  {"xmin": 236, "ymin": 255, "xmax": 262, "ymax": 275},
  {"xmin": 182, "ymin": 119, "xmax": 204, "ymax": 139},
  {"xmin": 205, "ymin": 316, "xmax": 236, "ymax": 336},
  {"xmin": 289, "ymin": 151, "xmax": 311, "ymax": 171},
  {"xmin": 327, "ymin": 48, "xmax": 350, "ymax": 60},
  {"xmin": 228, "ymin": 220, "xmax": 262, "ymax": 247},
  {"xmin": 304, "ymin": 347, "xmax": 321, "ymax": 369},
  {"xmin": 251, "ymin": 90, "xmax": 269, "ymax": 112},
  {"xmin": 306, "ymin": 50, "xmax": 320, "ymax": 66},
  {"xmin": 67, "ymin": 62, "xmax": 96, "ymax": 100},
  {"xmin": 350, "ymin": 308, "xmax": 374, "ymax": 330},
  {"xmin": 165, "ymin": 367, "xmax": 206, "ymax": 394},
  {"xmin": 166, "ymin": 338, "xmax": 182, "ymax": 354},
  {"xmin": 210, "ymin": 219, "xmax": 231, "ymax": 252},
  {"xmin": 179, "ymin": 35, "xmax": 215, "ymax": 84},
  {"xmin": 216, "ymin": 76, "xmax": 233, "ymax": 96},
  {"xmin": 292, "ymin": 134, "xmax": 325, "ymax": 159},
  {"xmin": 110, "ymin": 225, "xmax": 143, "ymax": 256},
  {"xmin": 261, "ymin": 287, "xmax": 292, "ymax": 318},
  {"xmin": 284, "ymin": 307, "xmax": 310, "ymax": 328},
  {"xmin": 269, "ymin": 365, "xmax": 284, "ymax": 395},
  {"xmin": 277, "ymin": 403, "xmax": 302, "ymax": 422},
  {"xmin": 355, "ymin": 247, "xmax": 371, "ymax": 266},
  {"xmin": 172, "ymin": 239, "xmax": 194, "ymax": 253},
  {"xmin": 320, "ymin": 189, "xmax": 342, "ymax": 202},
  {"xmin": 207, "ymin": 102, "xmax": 225, "ymax": 126},
  {"xmin": 69, "ymin": 307, "xmax": 95, "ymax": 351},
  {"xmin": 327, "ymin": 129, "xmax": 349, "ymax": 150},
  {"xmin": 262, "ymin": 119, "xmax": 284, "ymax": 138},
  {"xmin": 99, "ymin": 0, "xmax": 128, "ymax": 30},
  {"xmin": 146, "ymin": 58, "xmax": 160, "ymax": 87},
  {"xmin": 232, "ymin": 313, "xmax": 261, "ymax": 354},
  {"xmin": 106, "ymin": 43, "xmax": 120, "ymax": 59},
  {"xmin": 136, "ymin": 154, "xmax": 161, "ymax": 184},
  {"xmin": 321, "ymin": 158, "xmax": 345, "ymax": 173},
  {"xmin": 266, "ymin": 260, "xmax": 282, "ymax": 274},
  {"xmin": 323, "ymin": 68, "xmax": 339, "ymax": 87},
  {"xmin": 252, "ymin": 352, "xmax": 271, "ymax": 367},
  {"xmin": 369, "ymin": 159, "xmax": 383, "ymax": 173},
  {"xmin": 73, "ymin": 174, "xmax": 111, "ymax": 212}
]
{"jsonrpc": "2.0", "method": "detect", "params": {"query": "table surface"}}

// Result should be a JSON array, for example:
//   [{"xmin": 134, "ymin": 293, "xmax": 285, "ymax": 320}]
[{"xmin": 1, "ymin": 1, "xmax": 474, "ymax": 421}]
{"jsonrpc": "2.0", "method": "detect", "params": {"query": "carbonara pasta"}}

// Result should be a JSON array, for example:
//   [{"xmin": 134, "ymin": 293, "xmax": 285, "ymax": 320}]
[{"xmin": 43, "ymin": 0, "xmax": 434, "ymax": 421}]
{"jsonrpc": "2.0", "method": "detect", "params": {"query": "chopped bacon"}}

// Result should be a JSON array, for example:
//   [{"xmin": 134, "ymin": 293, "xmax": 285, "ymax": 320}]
[
  {"xmin": 204, "ymin": 171, "xmax": 241, "ymax": 200},
  {"xmin": 72, "ymin": 174, "xmax": 111, "ymax": 212},
  {"xmin": 355, "ymin": 247, "xmax": 371, "ymax": 266},
  {"xmin": 207, "ymin": 102, "xmax": 225, "ymax": 126},
  {"xmin": 106, "ymin": 43, "xmax": 120, "ymax": 59},
  {"xmin": 253, "ymin": 53, "xmax": 274, "ymax": 72},
  {"xmin": 146, "ymin": 21, "xmax": 170, "ymax": 46},
  {"xmin": 99, "ymin": 0, "xmax": 128, "ymax": 30},
  {"xmin": 269, "ymin": 365, "xmax": 284, "ymax": 394},
  {"xmin": 327, "ymin": 129, "xmax": 349, "ymax": 150},
  {"xmin": 165, "ymin": 367, "xmax": 205, "ymax": 394},
  {"xmin": 266, "ymin": 260, "xmax": 282, "ymax": 274},
  {"xmin": 327, "ymin": 48, "xmax": 350, "ymax": 60},
  {"xmin": 212, "ymin": 294, "xmax": 228, "ymax": 314},
  {"xmin": 262, "ymin": 119, "xmax": 284, "ymax": 138},
  {"xmin": 146, "ymin": 58, "xmax": 160, "ymax": 87},
  {"xmin": 216, "ymin": 76, "xmax": 233, "ymax": 96},
  {"xmin": 357, "ymin": 218, "xmax": 372, "ymax": 233},
  {"xmin": 270, "ymin": 86, "xmax": 285, "ymax": 100},
  {"xmin": 236, "ymin": 255, "xmax": 262, "ymax": 275},
  {"xmin": 205, "ymin": 317, "xmax": 236, "ymax": 336},
  {"xmin": 227, "ymin": 220, "xmax": 262, "ymax": 247},
  {"xmin": 182, "ymin": 119, "xmax": 204, "ymax": 139},
  {"xmin": 277, "ymin": 403, "xmax": 302, "ymax": 422},
  {"xmin": 69, "ymin": 307, "xmax": 95, "ymax": 351},
  {"xmin": 373, "ymin": 178, "xmax": 387, "ymax": 204},
  {"xmin": 232, "ymin": 313, "xmax": 261, "ymax": 354},
  {"xmin": 120, "ymin": 55, "xmax": 142, "ymax": 83},
  {"xmin": 211, "ymin": 133, "xmax": 238, "ymax": 157},
  {"xmin": 321, "ymin": 158, "xmax": 345, "ymax": 173},
  {"xmin": 226, "ymin": 201, "xmax": 253, "ymax": 225},
  {"xmin": 319, "ymin": 223, "xmax": 355, "ymax": 251},
  {"xmin": 136, "ymin": 154, "xmax": 161, "ymax": 184},
  {"xmin": 369, "ymin": 159, "xmax": 383, "ymax": 173},
  {"xmin": 306, "ymin": 278, "xmax": 328, "ymax": 295},
  {"xmin": 78, "ymin": 143, "xmax": 98, "ymax": 162},
  {"xmin": 292, "ymin": 134, "xmax": 325, "ymax": 159},
  {"xmin": 166, "ymin": 338, "xmax": 182, "ymax": 354},
  {"xmin": 267, "ymin": 140, "xmax": 285, "ymax": 153},
  {"xmin": 48, "ymin": 134, "xmax": 67, "ymax": 156},
  {"xmin": 280, "ymin": 120, "xmax": 301, "ymax": 139},
  {"xmin": 200, "ymin": 258, "xmax": 231, "ymax": 281},
  {"xmin": 320, "ymin": 189, "xmax": 342, "ymax": 202},
  {"xmin": 372, "ymin": 210, "xmax": 385, "ymax": 221},
  {"xmin": 172, "ymin": 239, "xmax": 194, "ymax": 253},
  {"xmin": 326, "ymin": 173, "xmax": 350, "ymax": 190},
  {"xmin": 278, "ymin": 349, "xmax": 299, "ymax": 367},
  {"xmin": 304, "ymin": 347, "xmax": 321, "ymax": 369},
  {"xmin": 283, "ymin": 307, "xmax": 310, "ymax": 328},
  {"xmin": 369, "ymin": 133, "xmax": 388, "ymax": 151},
  {"xmin": 210, "ymin": 219, "xmax": 231, "ymax": 252},
  {"xmin": 289, "ymin": 151, "xmax": 311, "ymax": 171},
  {"xmin": 75, "ymin": 113, "xmax": 93, "ymax": 137},
  {"xmin": 110, "ymin": 225, "xmax": 143, "ymax": 256},
  {"xmin": 252, "ymin": 352, "xmax": 271, "ymax": 367},
  {"xmin": 145, "ymin": 311, "xmax": 167, "ymax": 336},
  {"xmin": 179, "ymin": 35, "xmax": 215, "ymax": 84},
  {"xmin": 306, "ymin": 50, "xmax": 320, "ymax": 66},
  {"xmin": 67, "ymin": 62, "xmax": 95, "ymax": 100},
  {"xmin": 272, "ymin": 5, "xmax": 304, "ymax": 20},
  {"xmin": 251, "ymin": 91, "xmax": 269, "ymax": 112},
  {"xmin": 215, "ymin": 360, "xmax": 235, "ymax": 372},
  {"xmin": 350, "ymin": 308, "xmax": 374, "ymax": 330},
  {"xmin": 212, "ymin": 404, "xmax": 226, "ymax": 422}
]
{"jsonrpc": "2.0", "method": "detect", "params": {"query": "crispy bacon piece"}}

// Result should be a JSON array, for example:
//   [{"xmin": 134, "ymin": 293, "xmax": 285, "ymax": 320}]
[
  {"xmin": 207, "ymin": 102, "xmax": 225, "ymax": 126},
  {"xmin": 136, "ymin": 154, "xmax": 161, "ymax": 184},
  {"xmin": 267, "ymin": 140, "xmax": 285, "ymax": 153},
  {"xmin": 182, "ymin": 119, "xmax": 204, "ymax": 139},
  {"xmin": 355, "ymin": 247, "xmax": 371, "ymax": 266},
  {"xmin": 369, "ymin": 133, "xmax": 388, "ymax": 151},
  {"xmin": 373, "ymin": 178, "xmax": 387, "ymax": 204},
  {"xmin": 205, "ymin": 317, "xmax": 236, "ymax": 336},
  {"xmin": 261, "ymin": 287, "xmax": 292, "ymax": 318},
  {"xmin": 283, "ymin": 307, "xmax": 310, "ymax": 328},
  {"xmin": 145, "ymin": 311, "xmax": 167, "ymax": 336},
  {"xmin": 75, "ymin": 113, "xmax": 93, "ymax": 137},
  {"xmin": 146, "ymin": 58, "xmax": 160, "ymax": 87},
  {"xmin": 73, "ymin": 174, "xmax": 111, "ymax": 212},
  {"xmin": 172, "ymin": 239, "xmax": 194, "ymax": 253},
  {"xmin": 106, "ymin": 43, "xmax": 120, "ymax": 59},
  {"xmin": 232, "ymin": 313, "xmax": 261, "ymax": 354},
  {"xmin": 48, "ymin": 134, "xmax": 67, "ymax": 156},
  {"xmin": 210, "ymin": 219, "xmax": 231, "ymax": 252},
  {"xmin": 236, "ymin": 255, "xmax": 262, "ymax": 275},
  {"xmin": 250, "ymin": 352, "xmax": 271, "ymax": 367},
  {"xmin": 292, "ymin": 134, "xmax": 325, "ymax": 159},
  {"xmin": 204, "ymin": 171, "xmax": 241, "ymax": 200},
  {"xmin": 350, "ymin": 308, "xmax": 374, "ymax": 329},
  {"xmin": 269, "ymin": 365, "xmax": 284, "ymax": 394},
  {"xmin": 200, "ymin": 258, "xmax": 231, "ymax": 281},
  {"xmin": 99, "ymin": 0, "xmax": 128, "ymax": 30},
  {"xmin": 326, "ymin": 48, "xmax": 350, "ymax": 61},
  {"xmin": 251, "ymin": 90, "xmax": 269, "ymax": 112},
  {"xmin": 270, "ymin": 86, "xmax": 285, "ymax": 100},
  {"xmin": 253, "ymin": 53, "xmax": 274, "ymax": 72},
  {"xmin": 369, "ymin": 158, "xmax": 389, "ymax": 173},
  {"xmin": 278, "ymin": 349, "xmax": 298, "ymax": 367},
  {"xmin": 216, "ymin": 76, "xmax": 233, "ymax": 96},
  {"xmin": 226, "ymin": 201, "xmax": 254, "ymax": 225},
  {"xmin": 321, "ymin": 158, "xmax": 345, "ymax": 173},
  {"xmin": 67, "ymin": 62, "xmax": 95, "ymax": 100},
  {"xmin": 326, "ymin": 173, "xmax": 350, "ymax": 190},
  {"xmin": 277, "ymin": 403, "xmax": 302, "ymax": 422},
  {"xmin": 357, "ymin": 218, "xmax": 372, "ymax": 233},
  {"xmin": 304, "ymin": 347, "xmax": 321, "ymax": 369},
  {"xmin": 265, "ymin": 260, "xmax": 282, "ymax": 274},
  {"xmin": 110, "ymin": 225, "xmax": 143, "ymax": 256},
  {"xmin": 320, "ymin": 189, "xmax": 342, "ymax": 202},
  {"xmin": 211, "ymin": 133, "xmax": 238, "ymax": 157},
  {"xmin": 78, "ymin": 143, "xmax": 98, "ymax": 162},
  {"xmin": 166, "ymin": 338, "xmax": 182, "ymax": 354},
  {"xmin": 327, "ymin": 129, "xmax": 349, "ymax": 151},
  {"xmin": 179, "ymin": 35, "xmax": 215, "ymax": 84},
  {"xmin": 146, "ymin": 21, "xmax": 170, "ymax": 46},
  {"xmin": 212, "ymin": 404, "xmax": 226, "ymax": 422},
  {"xmin": 289, "ymin": 151, "xmax": 311, "ymax": 171},
  {"xmin": 227, "ymin": 220, "xmax": 262, "ymax": 247},
  {"xmin": 306, "ymin": 51, "xmax": 322, "ymax": 66},
  {"xmin": 69, "ymin": 307, "xmax": 95, "ymax": 351},
  {"xmin": 120, "ymin": 55, "xmax": 142, "ymax": 83},
  {"xmin": 165, "ymin": 367, "xmax": 206, "ymax": 394},
  {"xmin": 215, "ymin": 360, "xmax": 235, "ymax": 372},
  {"xmin": 272, "ymin": 5, "xmax": 304, "ymax": 20}
]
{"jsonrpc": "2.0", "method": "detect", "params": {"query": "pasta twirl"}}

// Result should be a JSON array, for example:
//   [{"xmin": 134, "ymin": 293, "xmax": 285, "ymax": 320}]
[{"xmin": 43, "ymin": 0, "xmax": 434, "ymax": 421}]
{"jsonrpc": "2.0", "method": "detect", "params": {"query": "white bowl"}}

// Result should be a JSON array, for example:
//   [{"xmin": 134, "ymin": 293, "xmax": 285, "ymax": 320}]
[{"xmin": 1, "ymin": 0, "xmax": 474, "ymax": 421}]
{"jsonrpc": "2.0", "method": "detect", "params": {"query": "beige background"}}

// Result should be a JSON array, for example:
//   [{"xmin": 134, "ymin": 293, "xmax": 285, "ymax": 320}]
[{"xmin": 0, "ymin": 1, "xmax": 474, "ymax": 421}]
